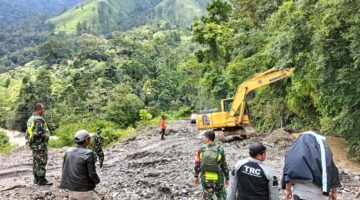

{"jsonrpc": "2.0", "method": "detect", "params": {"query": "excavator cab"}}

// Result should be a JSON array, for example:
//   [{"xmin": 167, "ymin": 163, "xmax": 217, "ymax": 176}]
[{"xmin": 221, "ymin": 98, "xmax": 233, "ymax": 112}]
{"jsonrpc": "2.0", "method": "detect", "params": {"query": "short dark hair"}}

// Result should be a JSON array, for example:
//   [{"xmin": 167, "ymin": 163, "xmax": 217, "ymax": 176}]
[
  {"xmin": 249, "ymin": 142, "xmax": 267, "ymax": 158},
  {"xmin": 249, "ymin": 151, "xmax": 265, "ymax": 158},
  {"xmin": 76, "ymin": 140, "xmax": 85, "ymax": 145},
  {"xmin": 204, "ymin": 130, "xmax": 215, "ymax": 142},
  {"xmin": 34, "ymin": 103, "xmax": 44, "ymax": 111}
]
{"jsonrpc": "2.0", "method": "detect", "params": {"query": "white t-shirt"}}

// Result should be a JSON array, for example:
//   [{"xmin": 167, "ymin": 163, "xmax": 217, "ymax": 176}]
[{"xmin": 293, "ymin": 180, "xmax": 327, "ymax": 200}]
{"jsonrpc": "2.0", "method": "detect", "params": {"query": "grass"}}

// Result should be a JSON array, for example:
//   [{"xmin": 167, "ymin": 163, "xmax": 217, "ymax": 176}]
[
  {"xmin": 49, "ymin": 0, "xmax": 206, "ymax": 34},
  {"xmin": 50, "ymin": 0, "xmax": 102, "ymax": 34},
  {"xmin": 0, "ymin": 144, "xmax": 16, "ymax": 154},
  {"xmin": 0, "ymin": 131, "xmax": 16, "ymax": 154}
]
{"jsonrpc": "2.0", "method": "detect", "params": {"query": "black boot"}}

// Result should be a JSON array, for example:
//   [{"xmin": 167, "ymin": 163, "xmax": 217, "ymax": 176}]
[
  {"xmin": 33, "ymin": 175, "xmax": 39, "ymax": 184},
  {"xmin": 37, "ymin": 176, "xmax": 53, "ymax": 186}
]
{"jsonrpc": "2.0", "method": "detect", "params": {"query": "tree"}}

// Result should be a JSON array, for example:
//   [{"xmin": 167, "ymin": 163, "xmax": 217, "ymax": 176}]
[
  {"xmin": 105, "ymin": 85, "xmax": 144, "ymax": 127},
  {"xmin": 37, "ymin": 38, "xmax": 73, "ymax": 64}
]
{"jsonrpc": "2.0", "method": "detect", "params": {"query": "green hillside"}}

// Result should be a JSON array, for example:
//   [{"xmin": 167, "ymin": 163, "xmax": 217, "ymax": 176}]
[{"xmin": 50, "ymin": 0, "xmax": 208, "ymax": 34}]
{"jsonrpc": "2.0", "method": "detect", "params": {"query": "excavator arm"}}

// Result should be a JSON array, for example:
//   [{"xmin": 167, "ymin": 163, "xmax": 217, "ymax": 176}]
[{"xmin": 229, "ymin": 67, "xmax": 295, "ymax": 119}]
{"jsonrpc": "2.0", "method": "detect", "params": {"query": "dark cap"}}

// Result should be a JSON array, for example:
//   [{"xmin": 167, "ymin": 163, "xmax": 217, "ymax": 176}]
[{"xmin": 249, "ymin": 142, "xmax": 267, "ymax": 155}]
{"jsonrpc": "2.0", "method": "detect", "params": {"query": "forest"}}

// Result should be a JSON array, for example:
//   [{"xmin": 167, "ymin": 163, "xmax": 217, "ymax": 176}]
[{"xmin": 0, "ymin": 0, "xmax": 359, "ymax": 157}]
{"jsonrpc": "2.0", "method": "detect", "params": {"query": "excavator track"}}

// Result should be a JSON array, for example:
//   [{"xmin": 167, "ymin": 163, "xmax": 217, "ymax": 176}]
[{"xmin": 215, "ymin": 126, "xmax": 256, "ymax": 143}]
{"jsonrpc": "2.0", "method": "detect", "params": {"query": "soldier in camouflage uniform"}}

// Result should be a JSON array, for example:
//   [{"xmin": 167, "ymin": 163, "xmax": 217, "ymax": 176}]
[
  {"xmin": 194, "ymin": 130, "xmax": 229, "ymax": 200},
  {"xmin": 92, "ymin": 127, "xmax": 104, "ymax": 168},
  {"xmin": 26, "ymin": 103, "xmax": 52, "ymax": 186}
]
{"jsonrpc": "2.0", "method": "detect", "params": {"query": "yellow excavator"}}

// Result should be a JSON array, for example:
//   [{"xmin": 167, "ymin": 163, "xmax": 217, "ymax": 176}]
[{"xmin": 196, "ymin": 67, "xmax": 295, "ymax": 141}]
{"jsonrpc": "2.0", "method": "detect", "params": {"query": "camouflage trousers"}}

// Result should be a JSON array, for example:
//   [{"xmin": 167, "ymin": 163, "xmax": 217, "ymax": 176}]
[
  {"xmin": 94, "ymin": 150, "xmax": 104, "ymax": 166},
  {"xmin": 201, "ymin": 179, "xmax": 226, "ymax": 200},
  {"xmin": 31, "ymin": 144, "xmax": 48, "ymax": 177}
]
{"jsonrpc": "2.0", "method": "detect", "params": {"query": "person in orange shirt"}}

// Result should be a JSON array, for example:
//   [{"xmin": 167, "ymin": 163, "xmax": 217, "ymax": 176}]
[{"xmin": 160, "ymin": 115, "xmax": 166, "ymax": 140}]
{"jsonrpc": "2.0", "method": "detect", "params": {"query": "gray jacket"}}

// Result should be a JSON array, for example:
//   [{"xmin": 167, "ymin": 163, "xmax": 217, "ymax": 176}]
[
  {"xmin": 227, "ymin": 157, "xmax": 280, "ymax": 200},
  {"xmin": 60, "ymin": 146, "xmax": 100, "ymax": 191}
]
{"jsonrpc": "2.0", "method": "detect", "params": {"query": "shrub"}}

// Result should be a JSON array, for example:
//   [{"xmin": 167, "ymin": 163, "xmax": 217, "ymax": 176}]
[
  {"xmin": 0, "ymin": 131, "xmax": 15, "ymax": 154},
  {"xmin": 49, "ymin": 120, "xmax": 136, "ymax": 148},
  {"xmin": 175, "ymin": 106, "xmax": 192, "ymax": 118},
  {"xmin": 139, "ymin": 109, "xmax": 153, "ymax": 121}
]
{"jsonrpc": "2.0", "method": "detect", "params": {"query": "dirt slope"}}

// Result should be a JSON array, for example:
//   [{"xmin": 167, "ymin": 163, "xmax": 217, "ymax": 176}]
[{"xmin": 0, "ymin": 121, "xmax": 359, "ymax": 199}]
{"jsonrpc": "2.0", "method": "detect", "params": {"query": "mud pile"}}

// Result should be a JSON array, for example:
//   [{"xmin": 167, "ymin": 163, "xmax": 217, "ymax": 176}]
[{"xmin": 0, "ymin": 121, "xmax": 359, "ymax": 200}]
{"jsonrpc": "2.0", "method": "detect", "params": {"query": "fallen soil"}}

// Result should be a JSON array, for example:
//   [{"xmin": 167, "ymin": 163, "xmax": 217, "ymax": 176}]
[{"xmin": 0, "ymin": 121, "xmax": 359, "ymax": 200}]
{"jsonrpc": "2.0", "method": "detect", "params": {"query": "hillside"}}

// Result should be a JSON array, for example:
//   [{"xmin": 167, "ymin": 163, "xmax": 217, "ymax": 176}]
[
  {"xmin": 50, "ymin": 0, "xmax": 209, "ymax": 34},
  {"xmin": 0, "ymin": 0, "xmax": 83, "ymax": 28}
]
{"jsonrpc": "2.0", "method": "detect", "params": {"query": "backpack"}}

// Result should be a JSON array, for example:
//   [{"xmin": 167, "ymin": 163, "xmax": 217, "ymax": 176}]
[{"xmin": 200, "ymin": 145, "xmax": 220, "ymax": 173}]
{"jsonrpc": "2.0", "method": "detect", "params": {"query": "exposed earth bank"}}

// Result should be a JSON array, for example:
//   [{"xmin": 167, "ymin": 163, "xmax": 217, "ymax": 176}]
[{"xmin": 0, "ymin": 121, "xmax": 359, "ymax": 199}]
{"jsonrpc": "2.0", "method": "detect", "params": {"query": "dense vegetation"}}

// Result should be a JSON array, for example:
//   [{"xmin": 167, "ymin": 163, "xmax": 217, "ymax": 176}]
[
  {"xmin": 0, "ymin": 0, "xmax": 83, "ymax": 28},
  {"xmin": 0, "ymin": 16, "xmax": 56, "ymax": 72},
  {"xmin": 0, "ymin": 0, "xmax": 358, "ymax": 157},
  {"xmin": 0, "ymin": 21, "xmax": 195, "ymax": 148},
  {"xmin": 190, "ymin": 0, "xmax": 360, "ymax": 157}
]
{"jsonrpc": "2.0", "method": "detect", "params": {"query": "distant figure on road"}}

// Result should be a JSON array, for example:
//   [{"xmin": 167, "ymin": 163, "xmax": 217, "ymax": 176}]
[
  {"xmin": 92, "ymin": 127, "xmax": 104, "ymax": 168},
  {"xmin": 60, "ymin": 130, "xmax": 100, "ymax": 200},
  {"xmin": 160, "ymin": 115, "xmax": 166, "ymax": 140},
  {"xmin": 227, "ymin": 142, "xmax": 279, "ymax": 200},
  {"xmin": 194, "ymin": 130, "xmax": 229, "ymax": 200},
  {"xmin": 282, "ymin": 131, "xmax": 341, "ymax": 200},
  {"xmin": 26, "ymin": 103, "xmax": 52, "ymax": 186}
]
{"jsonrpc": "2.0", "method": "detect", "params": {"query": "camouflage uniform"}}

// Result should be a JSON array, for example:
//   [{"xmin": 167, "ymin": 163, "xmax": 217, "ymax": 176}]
[
  {"xmin": 92, "ymin": 131, "xmax": 104, "ymax": 168},
  {"xmin": 26, "ymin": 115, "xmax": 50, "ymax": 182},
  {"xmin": 195, "ymin": 143, "xmax": 229, "ymax": 200}
]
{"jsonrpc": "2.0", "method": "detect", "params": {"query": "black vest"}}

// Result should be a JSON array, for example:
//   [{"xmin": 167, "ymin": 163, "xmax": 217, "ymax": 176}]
[{"xmin": 236, "ymin": 161, "xmax": 269, "ymax": 200}]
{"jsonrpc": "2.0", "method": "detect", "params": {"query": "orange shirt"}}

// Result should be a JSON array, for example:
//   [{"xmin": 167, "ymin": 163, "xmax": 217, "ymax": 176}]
[{"xmin": 160, "ymin": 119, "xmax": 166, "ymax": 129}]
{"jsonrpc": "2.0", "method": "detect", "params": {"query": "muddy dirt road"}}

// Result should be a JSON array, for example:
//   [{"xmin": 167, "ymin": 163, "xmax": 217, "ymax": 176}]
[{"xmin": 0, "ymin": 121, "xmax": 359, "ymax": 199}]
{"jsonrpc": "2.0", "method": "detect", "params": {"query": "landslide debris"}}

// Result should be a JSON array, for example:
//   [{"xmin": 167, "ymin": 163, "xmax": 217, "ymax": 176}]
[{"xmin": 0, "ymin": 121, "xmax": 359, "ymax": 200}]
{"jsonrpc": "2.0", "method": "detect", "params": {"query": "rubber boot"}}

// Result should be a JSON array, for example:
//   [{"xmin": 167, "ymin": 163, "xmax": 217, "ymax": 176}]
[
  {"xmin": 33, "ymin": 175, "xmax": 39, "ymax": 185},
  {"xmin": 37, "ymin": 176, "xmax": 53, "ymax": 186}
]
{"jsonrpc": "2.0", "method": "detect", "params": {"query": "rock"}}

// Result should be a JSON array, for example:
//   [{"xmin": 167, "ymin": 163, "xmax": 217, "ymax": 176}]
[
  {"xmin": 158, "ymin": 186, "xmax": 171, "ymax": 194},
  {"xmin": 181, "ymin": 189, "xmax": 189, "ymax": 195}
]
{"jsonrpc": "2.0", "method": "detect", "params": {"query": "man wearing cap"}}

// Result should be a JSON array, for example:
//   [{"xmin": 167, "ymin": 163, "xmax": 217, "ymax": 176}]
[
  {"xmin": 227, "ymin": 142, "xmax": 280, "ymax": 200},
  {"xmin": 60, "ymin": 130, "xmax": 100, "ymax": 200}
]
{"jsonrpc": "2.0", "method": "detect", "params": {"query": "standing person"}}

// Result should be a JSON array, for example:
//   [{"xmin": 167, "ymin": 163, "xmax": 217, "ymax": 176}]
[
  {"xmin": 26, "ymin": 103, "xmax": 52, "ymax": 186},
  {"xmin": 227, "ymin": 142, "xmax": 279, "ymax": 200},
  {"xmin": 60, "ymin": 130, "xmax": 100, "ymax": 200},
  {"xmin": 194, "ymin": 130, "xmax": 229, "ymax": 200},
  {"xmin": 92, "ymin": 127, "xmax": 104, "ymax": 168},
  {"xmin": 282, "ymin": 131, "xmax": 341, "ymax": 200},
  {"xmin": 160, "ymin": 115, "xmax": 166, "ymax": 140}
]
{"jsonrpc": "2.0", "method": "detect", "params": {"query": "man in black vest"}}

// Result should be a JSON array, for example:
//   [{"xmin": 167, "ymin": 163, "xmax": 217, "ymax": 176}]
[{"xmin": 227, "ymin": 142, "xmax": 279, "ymax": 200}]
